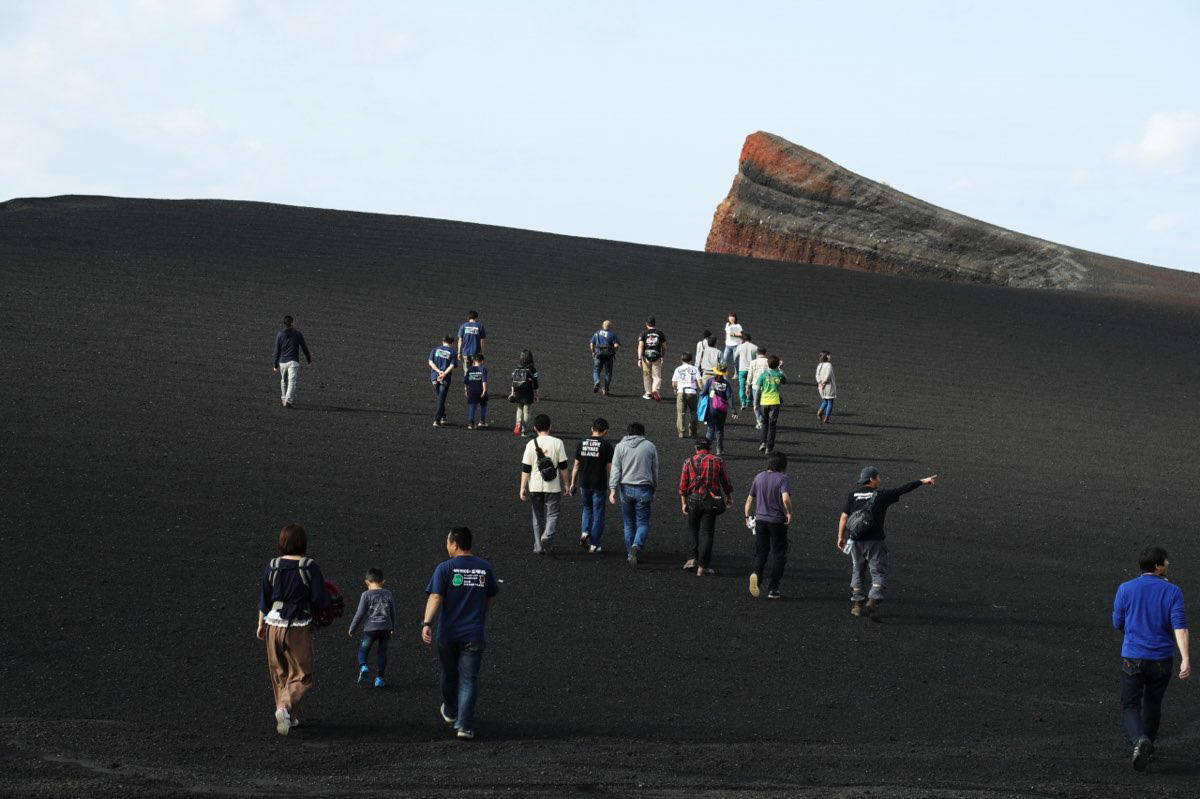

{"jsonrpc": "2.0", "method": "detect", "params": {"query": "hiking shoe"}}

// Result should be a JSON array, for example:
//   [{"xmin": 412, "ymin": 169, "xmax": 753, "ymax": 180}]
[
  {"xmin": 374, "ymin": 677, "xmax": 385, "ymax": 688},
  {"xmin": 456, "ymin": 729, "xmax": 475, "ymax": 740},
  {"xmin": 579, "ymin": 533, "xmax": 590, "ymax": 550},
  {"xmin": 652, "ymin": 390, "xmax": 661, "ymax": 402},
  {"xmin": 865, "ymin": 598, "xmax": 879, "ymax": 615},
  {"xmin": 1133, "ymin": 736, "xmax": 1153, "ymax": 771},
  {"xmin": 850, "ymin": 601, "xmax": 864, "ymax": 617},
  {"xmin": 642, "ymin": 393, "xmax": 652, "ymax": 400},
  {"xmin": 589, "ymin": 545, "xmax": 602, "ymax": 554},
  {"xmin": 682, "ymin": 559, "xmax": 697, "ymax": 571},
  {"xmin": 274, "ymin": 707, "xmax": 291, "ymax": 736},
  {"xmin": 467, "ymin": 422, "xmax": 476, "ymax": 430},
  {"xmin": 440, "ymin": 703, "xmax": 456, "ymax": 724},
  {"xmin": 433, "ymin": 420, "xmax": 441, "ymax": 428},
  {"xmin": 628, "ymin": 545, "xmax": 640, "ymax": 567},
  {"xmin": 601, "ymin": 388, "xmax": 609, "ymax": 396},
  {"xmin": 513, "ymin": 423, "xmax": 522, "ymax": 435},
  {"xmin": 697, "ymin": 567, "xmax": 715, "ymax": 576},
  {"xmin": 593, "ymin": 382, "xmax": 600, "ymax": 393},
  {"xmin": 539, "ymin": 534, "xmax": 553, "ymax": 552},
  {"xmin": 749, "ymin": 573, "xmax": 761, "ymax": 597},
  {"xmin": 357, "ymin": 664, "xmax": 369, "ymax": 685},
  {"xmin": 767, "ymin": 589, "xmax": 782, "ymax": 599},
  {"xmin": 477, "ymin": 421, "xmax": 488, "ymax": 428}
]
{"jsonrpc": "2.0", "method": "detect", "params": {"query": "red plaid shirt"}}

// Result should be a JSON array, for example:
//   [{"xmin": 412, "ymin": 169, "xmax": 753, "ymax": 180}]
[{"xmin": 678, "ymin": 452, "xmax": 733, "ymax": 497}]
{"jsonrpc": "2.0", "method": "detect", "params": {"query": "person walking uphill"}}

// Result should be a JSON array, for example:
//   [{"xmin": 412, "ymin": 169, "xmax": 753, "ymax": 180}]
[
  {"xmin": 347, "ymin": 568, "xmax": 394, "ymax": 688},
  {"xmin": 637, "ymin": 317, "xmax": 666, "ymax": 401},
  {"xmin": 836, "ymin": 467, "xmax": 938, "ymax": 617},
  {"xmin": 509, "ymin": 349, "xmax": 538, "ymax": 437},
  {"xmin": 273, "ymin": 316, "xmax": 312, "ymax": 408},
  {"xmin": 590, "ymin": 320, "xmax": 620, "ymax": 395},
  {"xmin": 678, "ymin": 438, "xmax": 733, "ymax": 576},
  {"xmin": 456, "ymin": 311, "xmax": 486, "ymax": 372},
  {"xmin": 700, "ymin": 366, "xmax": 734, "ymax": 456},
  {"xmin": 815, "ymin": 351, "xmax": 836, "ymax": 423},
  {"xmin": 571, "ymin": 418, "xmax": 614, "ymax": 553},
  {"xmin": 519, "ymin": 414, "xmax": 570, "ymax": 554},
  {"xmin": 746, "ymin": 451, "xmax": 793, "ymax": 599},
  {"xmin": 256, "ymin": 524, "xmax": 330, "ymax": 736},
  {"xmin": 422, "ymin": 526, "xmax": 499, "ymax": 741},
  {"xmin": 671, "ymin": 353, "xmax": 702, "ymax": 438},
  {"xmin": 609, "ymin": 422, "xmax": 659, "ymax": 567},
  {"xmin": 1112, "ymin": 546, "xmax": 1190, "ymax": 771},
  {"xmin": 428, "ymin": 335, "xmax": 457, "ymax": 427},
  {"xmin": 755, "ymin": 356, "xmax": 786, "ymax": 454}
]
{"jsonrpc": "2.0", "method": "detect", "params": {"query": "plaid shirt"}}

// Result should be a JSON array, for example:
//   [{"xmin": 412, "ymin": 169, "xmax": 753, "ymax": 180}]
[{"xmin": 678, "ymin": 452, "xmax": 733, "ymax": 497}]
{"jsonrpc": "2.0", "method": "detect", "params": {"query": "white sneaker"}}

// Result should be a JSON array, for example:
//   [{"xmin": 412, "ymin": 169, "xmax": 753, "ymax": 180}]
[
  {"xmin": 274, "ymin": 707, "xmax": 291, "ymax": 736},
  {"xmin": 456, "ymin": 729, "xmax": 475, "ymax": 740},
  {"xmin": 642, "ymin": 393, "xmax": 652, "ymax": 400},
  {"xmin": 440, "ymin": 703, "xmax": 456, "ymax": 724},
  {"xmin": 589, "ymin": 545, "xmax": 602, "ymax": 553}
]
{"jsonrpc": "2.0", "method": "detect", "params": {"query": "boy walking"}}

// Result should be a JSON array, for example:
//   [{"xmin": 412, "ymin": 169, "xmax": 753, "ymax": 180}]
[
  {"xmin": 422, "ymin": 527, "xmax": 499, "ymax": 740},
  {"xmin": 754, "ymin": 356, "xmax": 787, "ymax": 453},
  {"xmin": 464, "ymin": 354, "xmax": 489, "ymax": 429},
  {"xmin": 671, "ymin": 353, "xmax": 702, "ymax": 438},
  {"xmin": 347, "ymin": 568, "xmax": 395, "ymax": 688}
]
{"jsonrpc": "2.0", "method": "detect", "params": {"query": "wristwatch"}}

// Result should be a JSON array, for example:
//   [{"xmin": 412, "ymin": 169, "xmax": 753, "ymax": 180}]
[{"xmin": 421, "ymin": 621, "xmax": 432, "ymax": 628}]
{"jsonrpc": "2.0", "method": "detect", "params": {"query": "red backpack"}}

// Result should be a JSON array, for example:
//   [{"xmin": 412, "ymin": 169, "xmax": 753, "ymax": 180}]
[{"xmin": 268, "ymin": 557, "xmax": 344, "ymax": 627}]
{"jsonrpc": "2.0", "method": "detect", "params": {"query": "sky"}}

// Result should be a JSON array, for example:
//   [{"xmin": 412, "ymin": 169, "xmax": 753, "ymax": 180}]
[{"xmin": 3, "ymin": 0, "xmax": 1198, "ymax": 270}]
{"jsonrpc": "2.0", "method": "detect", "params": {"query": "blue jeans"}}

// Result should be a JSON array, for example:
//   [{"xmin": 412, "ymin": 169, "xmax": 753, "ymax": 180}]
[
  {"xmin": 820, "ymin": 398, "xmax": 834, "ymax": 419},
  {"xmin": 433, "ymin": 381, "xmax": 450, "ymax": 421},
  {"xmin": 438, "ymin": 640, "xmax": 486, "ymax": 733},
  {"xmin": 580, "ymin": 487, "xmax": 606, "ymax": 545},
  {"xmin": 593, "ymin": 355, "xmax": 614, "ymax": 389},
  {"xmin": 721, "ymin": 345, "xmax": 739, "ymax": 370},
  {"xmin": 467, "ymin": 396, "xmax": 487, "ymax": 423},
  {"xmin": 705, "ymin": 411, "xmax": 727, "ymax": 452},
  {"xmin": 1120, "ymin": 657, "xmax": 1173, "ymax": 744},
  {"xmin": 358, "ymin": 630, "xmax": 390, "ymax": 675},
  {"xmin": 619, "ymin": 484, "xmax": 654, "ymax": 553}
]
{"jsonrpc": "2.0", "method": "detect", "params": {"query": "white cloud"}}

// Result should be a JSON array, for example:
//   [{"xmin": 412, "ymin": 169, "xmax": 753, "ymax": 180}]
[
  {"xmin": 1115, "ymin": 112, "xmax": 1200, "ymax": 168},
  {"xmin": 1145, "ymin": 212, "xmax": 1187, "ymax": 234}
]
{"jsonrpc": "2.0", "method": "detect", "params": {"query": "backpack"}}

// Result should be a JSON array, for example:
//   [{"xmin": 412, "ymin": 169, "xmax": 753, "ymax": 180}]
[
  {"xmin": 594, "ymin": 333, "xmax": 614, "ymax": 357},
  {"xmin": 268, "ymin": 557, "xmax": 344, "ymax": 627},
  {"xmin": 534, "ymin": 441, "xmax": 558, "ymax": 482},
  {"xmin": 845, "ymin": 492, "xmax": 878, "ymax": 540},
  {"xmin": 642, "ymin": 331, "xmax": 662, "ymax": 361}
]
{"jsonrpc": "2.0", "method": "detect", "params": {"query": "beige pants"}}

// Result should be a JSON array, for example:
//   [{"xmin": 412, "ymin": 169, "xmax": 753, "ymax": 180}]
[
  {"xmin": 278, "ymin": 360, "xmax": 300, "ymax": 403},
  {"xmin": 641, "ymin": 359, "xmax": 662, "ymax": 394},
  {"xmin": 266, "ymin": 624, "xmax": 314, "ymax": 711},
  {"xmin": 676, "ymin": 392, "xmax": 698, "ymax": 436}
]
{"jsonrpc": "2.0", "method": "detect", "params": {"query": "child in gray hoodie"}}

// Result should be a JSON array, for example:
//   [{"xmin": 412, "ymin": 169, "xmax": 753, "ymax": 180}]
[{"xmin": 347, "ymin": 568, "xmax": 395, "ymax": 688}]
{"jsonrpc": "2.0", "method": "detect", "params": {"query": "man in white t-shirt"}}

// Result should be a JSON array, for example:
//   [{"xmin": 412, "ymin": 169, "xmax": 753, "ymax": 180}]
[
  {"xmin": 671, "ymin": 352, "xmax": 702, "ymax": 438},
  {"xmin": 519, "ymin": 413, "xmax": 570, "ymax": 554}
]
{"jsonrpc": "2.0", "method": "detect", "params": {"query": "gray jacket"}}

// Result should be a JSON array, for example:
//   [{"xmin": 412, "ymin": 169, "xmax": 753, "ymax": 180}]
[{"xmin": 609, "ymin": 435, "xmax": 659, "ymax": 491}]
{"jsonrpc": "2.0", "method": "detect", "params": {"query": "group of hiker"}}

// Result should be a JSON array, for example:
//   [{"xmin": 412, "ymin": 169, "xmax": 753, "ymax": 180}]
[{"xmin": 262, "ymin": 312, "xmax": 1190, "ymax": 771}]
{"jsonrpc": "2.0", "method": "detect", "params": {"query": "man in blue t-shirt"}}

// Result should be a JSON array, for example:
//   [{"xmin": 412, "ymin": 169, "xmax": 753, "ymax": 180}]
[
  {"xmin": 589, "ymin": 320, "xmax": 621, "ymax": 395},
  {"xmin": 456, "ymin": 310, "xmax": 486, "ymax": 374},
  {"xmin": 426, "ymin": 335, "xmax": 458, "ymax": 427},
  {"xmin": 1112, "ymin": 545, "xmax": 1190, "ymax": 770},
  {"xmin": 422, "ymin": 526, "xmax": 499, "ymax": 740}
]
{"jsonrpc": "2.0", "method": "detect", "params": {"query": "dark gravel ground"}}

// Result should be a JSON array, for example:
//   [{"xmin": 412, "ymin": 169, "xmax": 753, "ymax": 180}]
[{"xmin": 1, "ymin": 196, "xmax": 1197, "ymax": 797}]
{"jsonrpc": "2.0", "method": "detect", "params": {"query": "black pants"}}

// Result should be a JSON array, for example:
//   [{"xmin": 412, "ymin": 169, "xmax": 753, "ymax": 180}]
[
  {"xmin": 686, "ymin": 504, "xmax": 719, "ymax": 567},
  {"xmin": 1121, "ymin": 657, "xmax": 1173, "ymax": 744},
  {"xmin": 760, "ymin": 405, "xmax": 780, "ymax": 450},
  {"xmin": 752, "ymin": 520, "xmax": 788, "ymax": 591}
]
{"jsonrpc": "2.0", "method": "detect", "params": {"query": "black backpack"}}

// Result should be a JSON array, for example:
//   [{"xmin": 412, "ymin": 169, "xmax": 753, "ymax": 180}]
[
  {"xmin": 512, "ymin": 366, "xmax": 532, "ymax": 390},
  {"xmin": 534, "ymin": 442, "xmax": 558, "ymax": 481},
  {"xmin": 845, "ymin": 492, "xmax": 878, "ymax": 540}
]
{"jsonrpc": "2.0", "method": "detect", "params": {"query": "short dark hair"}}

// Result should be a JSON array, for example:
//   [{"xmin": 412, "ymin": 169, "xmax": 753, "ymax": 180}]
[
  {"xmin": 695, "ymin": 438, "xmax": 710, "ymax": 450},
  {"xmin": 592, "ymin": 417, "xmax": 609, "ymax": 433},
  {"xmin": 820, "ymin": 350, "xmax": 831, "ymax": 362},
  {"xmin": 627, "ymin": 421, "xmax": 645, "ymax": 436},
  {"xmin": 681, "ymin": 352, "xmax": 693, "ymax": 362},
  {"xmin": 443, "ymin": 335, "xmax": 454, "ymax": 344},
  {"xmin": 742, "ymin": 332, "xmax": 752, "ymax": 342},
  {"xmin": 282, "ymin": 315, "xmax": 294, "ymax": 327},
  {"xmin": 1138, "ymin": 546, "xmax": 1169, "ymax": 573},
  {"xmin": 365, "ymin": 567, "xmax": 384, "ymax": 583},
  {"xmin": 448, "ymin": 526, "xmax": 473, "ymax": 550},
  {"xmin": 767, "ymin": 355, "xmax": 780, "ymax": 369},
  {"xmin": 707, "ymin": 336, "xmax": 719, "ymax": 347},
  {"xmin": 278, "ymin": 524, "xmax": 307, "ymax": 555},
  {"xmin": 767, "ymin": 451, "xmax": 787, "ymax": 472},
  {"xmin": 701, "ymin": 328, "xmax": 711, "ymax": 339},
  {"xmin": 533, "ymin": 413, "xmax": 552, "ymax": 432},
  {"xmin": 646, "ymin": 316, "xmax": 656, "ymax": 327},
  {"xmin": 472, "ymin": 354, "xmax": 485, "ymax": 363},
  {"xmin": 467, "ymin": 310, "xmax": 479, "ymax": 319},
  {"xmin": 757, "ymin": 347, "xmax": 767, "ymax": 356}
]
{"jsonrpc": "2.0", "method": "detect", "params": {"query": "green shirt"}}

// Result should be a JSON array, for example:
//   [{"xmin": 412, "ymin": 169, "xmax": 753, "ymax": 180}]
[{"xmin": 756, "ymin": 369, "xmax": 786, "ymax": 406}]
